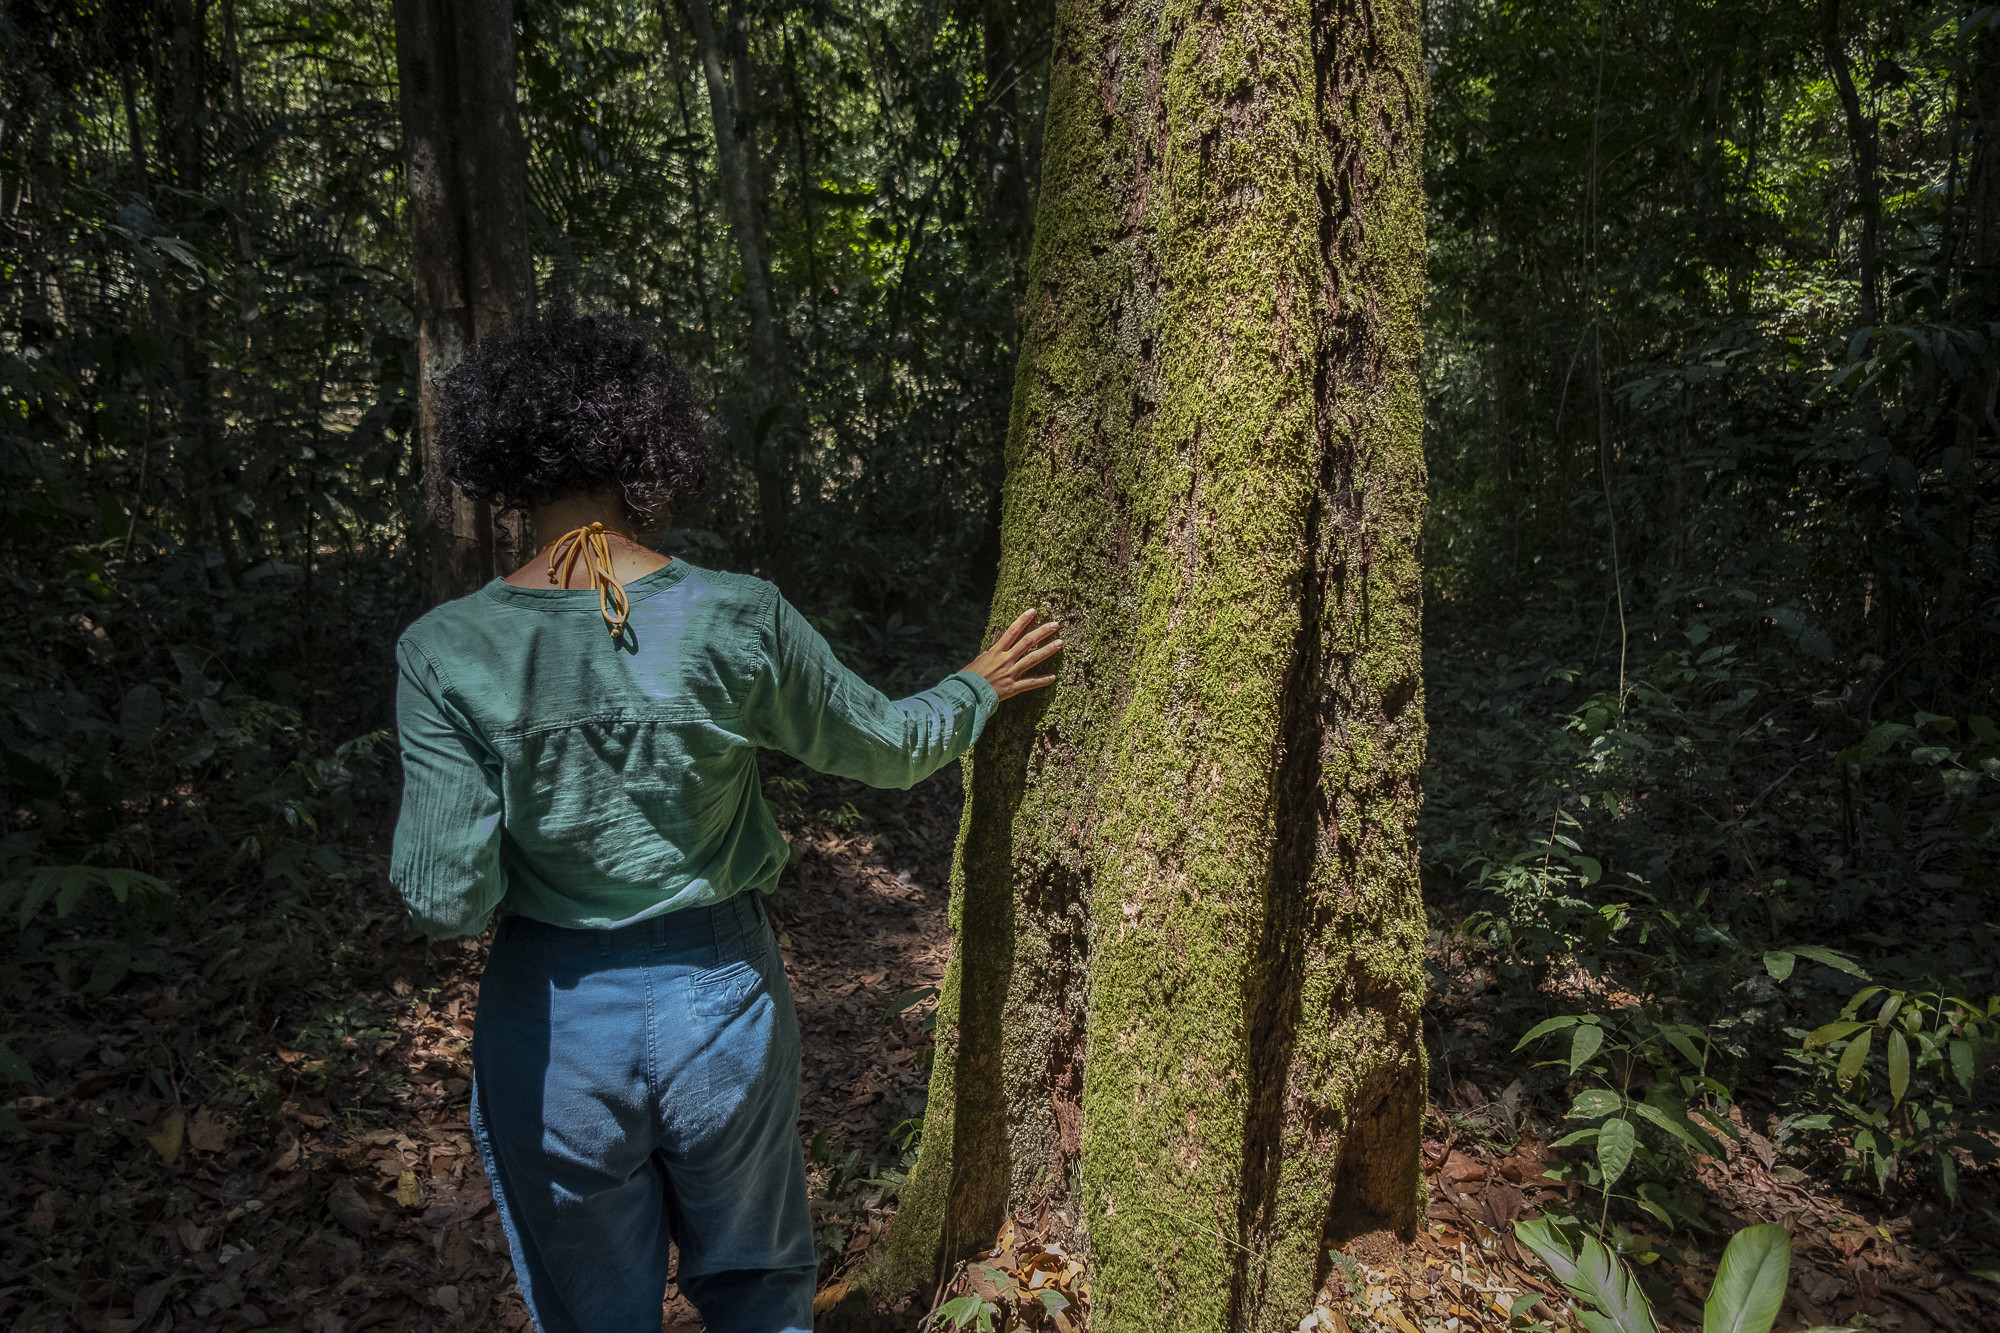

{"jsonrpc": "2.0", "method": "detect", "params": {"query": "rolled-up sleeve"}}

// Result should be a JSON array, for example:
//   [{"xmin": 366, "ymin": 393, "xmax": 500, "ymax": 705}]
[
  {"xmin": 388, "ymin": 638, "xmax": 506, "ymax": 938},
  {"xmin": 748, "ymin": 590, "xmax": 998, "ymax": 788}
]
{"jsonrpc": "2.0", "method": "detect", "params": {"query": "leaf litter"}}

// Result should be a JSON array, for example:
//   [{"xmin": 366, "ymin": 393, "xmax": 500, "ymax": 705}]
[
  {"xmin": 6, "ymin": 761, "xmax": 1996, "ymax": 1331},
  {"xmin": 0, "ymin": 760, "xmax": 960, "ymax": 1332}
]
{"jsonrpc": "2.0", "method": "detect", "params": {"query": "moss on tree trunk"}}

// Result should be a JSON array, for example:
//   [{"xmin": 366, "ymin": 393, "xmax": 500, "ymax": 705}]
[{"xmin": 877, "ymin": 0, "xmax": 1429, "ymax": 1327}]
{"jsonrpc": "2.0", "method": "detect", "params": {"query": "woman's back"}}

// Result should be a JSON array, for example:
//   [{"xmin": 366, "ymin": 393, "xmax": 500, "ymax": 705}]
[{"xmin": 391, "ymin": 561, "xmax": 996, "ymax": 937}]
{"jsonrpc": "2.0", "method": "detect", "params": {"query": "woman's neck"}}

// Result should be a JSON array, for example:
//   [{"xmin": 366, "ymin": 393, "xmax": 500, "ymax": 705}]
[
  {"xmin": 502, "ymin": 489, "xmax": 671, "ymax": 589},
  {"xmin": 531, "ymin": 489, "xmax": 645, "ymax": 552}
]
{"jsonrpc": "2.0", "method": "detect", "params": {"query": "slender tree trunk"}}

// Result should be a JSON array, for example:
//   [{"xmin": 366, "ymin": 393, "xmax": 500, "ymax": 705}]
[
  {"xmin": 984, "ymin": 0, "xmax": 1038, "ymax": 292},
  {"xmin": 877, "ymin": 0, "xmax": 1429, "ymax": 1328},
  {"xmin": 393, "ymin": 0, "xmax": 534, "ymax": 602},
  {"xmin": 687, "ymin": 0, "xmax": 794, "ymax": 568},
  {"xmin": 1821, "ymin": 0, "xmax": 1879, "ymax": 325}
]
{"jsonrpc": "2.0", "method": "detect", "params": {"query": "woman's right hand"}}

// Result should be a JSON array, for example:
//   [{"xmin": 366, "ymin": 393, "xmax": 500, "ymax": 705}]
[{"xmin": 962, "ymin": 609, "xmax": 1063, "ymax": 701}]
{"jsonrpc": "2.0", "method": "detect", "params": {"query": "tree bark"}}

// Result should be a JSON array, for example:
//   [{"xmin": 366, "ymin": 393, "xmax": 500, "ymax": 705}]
[
  {"xmin": 394, "ymin": 0, "xmax": 534, "ymax": 602},
  {"xmin": 1820, "ymin": 0, "xmax": 1879, "ymax": 326},
  {"xmin": 687, "ymin": 0, "xmax": 794, "ymax": 569},
  {"xmin": 878, "ymin": 0, "xmax": 1429, "ymax": 1328}
]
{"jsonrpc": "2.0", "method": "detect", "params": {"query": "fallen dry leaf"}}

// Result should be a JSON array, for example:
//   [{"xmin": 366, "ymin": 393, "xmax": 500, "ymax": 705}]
[
  {"xmin": 147, "ymin": 1108, "xmax": 184, "ymax": 1165},
  {"xmin": 186, "ymin": 1104, "xmax": 231, "ymax": 1152}
]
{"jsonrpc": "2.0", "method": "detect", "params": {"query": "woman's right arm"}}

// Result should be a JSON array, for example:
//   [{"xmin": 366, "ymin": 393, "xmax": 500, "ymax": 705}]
[
  {"xmin": 747, "ymin": 591, "xmax": 1060, "ymax": 789},
  {"xmin": 388, "ymin": 639, "xmax": 507, "ymax": 938}
]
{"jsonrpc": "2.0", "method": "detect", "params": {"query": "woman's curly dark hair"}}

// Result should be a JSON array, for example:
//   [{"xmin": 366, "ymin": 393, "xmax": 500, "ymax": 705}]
[{"xmin": 438, "ymin": 303, "xmax": 713, "ymax": 522}]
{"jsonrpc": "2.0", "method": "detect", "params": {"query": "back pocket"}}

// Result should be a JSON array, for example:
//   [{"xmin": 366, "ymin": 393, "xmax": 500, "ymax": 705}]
[{"xmin": 689, "ymin": 957, "xmax": 766, "ymax": 1018}]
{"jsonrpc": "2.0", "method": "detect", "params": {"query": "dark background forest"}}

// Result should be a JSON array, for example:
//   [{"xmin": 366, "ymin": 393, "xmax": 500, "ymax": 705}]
[{"xmin": 1, "ymin": 0, "xmax": 1997, "ymax": 1329}]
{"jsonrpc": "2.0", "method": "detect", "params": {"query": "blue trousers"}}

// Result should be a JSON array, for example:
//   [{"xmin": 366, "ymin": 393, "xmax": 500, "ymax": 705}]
[{"xmin": 470, "ymin": 894, "xmax": 816, "ymax": 1333}]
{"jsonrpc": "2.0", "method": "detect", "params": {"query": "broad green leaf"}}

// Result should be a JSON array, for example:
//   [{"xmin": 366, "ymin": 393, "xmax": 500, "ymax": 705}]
[
  {"xmin": 1515, "ymin": 1217, "xmax": 1663, "ymax": 1333},
  {"xmin": 1836, "ymin": 1029, "xmax": 1873, "ymax": 1091},
  {"xmin": 1763, "ymin": 951, "xmax": 1795, "ymax": 982},
  {"xmin": 1840, "ymin": 986, "xmax": 1886, "ymax": 1018},
  {"xmin": 1598, "ymin": 1116, "xmax": 1637, "ymax": 1188},
  {"xmin": 1886, "ymin": 1030, "xmax": 1910, "ymax": 1107},
  {"xmin": 1660, "ymin": 1027, "xmax": 1706, "ymax": 1068},
  {"xmin": 1570, "ymin": 1023, "xmax": 1606, "ymax": 1074},
  {"xmin": 1803, "ymin": 1020, "xmax": 1866, "ymax": 1050},
  {"xmin": 120, "ymin": 683, "xmax": 164, "ymax": 748},
  {"xmin": 1629, "ymin": 1100, "xmax": 1713, "ymax": 1153},
  {"xmin": 1788, "ymin": 946, "xmax": 1867, "ymax": 978},
  {"xmin": 1037, "ymin": 1290, "xmax": 1069, "ymax": 1316},
  {"xmin": 1569, "ymin": 1088, "xmax": 1624, "ymax": 1120},
  {"xmin": 1551, "ymin": 1128, "xmax": 1600, "ymax": 1148},
  {"xmin": 0, "ymin": 1040, "xmax": 34, "ymax": 1084},
  {"xmin": 936, "ymin": 1295, "xmax": 983, "ymax": 1329},
  {"xmin": 1515, "ymin": 1014, "xmax": 1583, "ymax": 1050},
  {"xmin": 1694, "ymin": 1106, "xmax": 1743, "ymax": 1141},
  {"xmin": 1703, "ymin": 1224, "xmax": 1791, "ymax": 1333},
  {"xmin": 1876, "ymin": 993, "xmax": 1904, "ymax": 1028},
  {"xmin": 54, "ymin": 870, "xmax": 90, "ymax": 918},
  {"xmin": 1573, "ymin": 855, "xmax": 1603, "ymax": 885},
  {"xmin": 1950, "ymin": 1039, "xmax": 1976, "ymax": 1094}
]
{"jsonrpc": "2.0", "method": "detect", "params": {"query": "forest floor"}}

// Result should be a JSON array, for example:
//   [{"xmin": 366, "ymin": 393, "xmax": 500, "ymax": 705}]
[{"xmin": 3, "ymin": 770, "xmax": 1997, "ymax": 1333}]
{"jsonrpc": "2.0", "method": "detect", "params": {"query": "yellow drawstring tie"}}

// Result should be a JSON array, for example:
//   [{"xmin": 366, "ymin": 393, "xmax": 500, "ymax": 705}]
[{"xmin": 544, "ymin": 522, "xmax": 632, "ymax": 638}]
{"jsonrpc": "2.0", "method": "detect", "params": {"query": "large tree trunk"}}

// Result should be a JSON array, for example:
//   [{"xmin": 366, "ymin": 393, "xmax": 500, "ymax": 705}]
[
  {"xmin": 878, "ymin": 0, "xmax": 1429, "ymax": 1328},
  {"xmin": 394, "ymin": 0, "xmax": 533, "ymax": 602},
  {"xmin": 686, "ymin": 0, "xmax": 795, "ymax": 571}
]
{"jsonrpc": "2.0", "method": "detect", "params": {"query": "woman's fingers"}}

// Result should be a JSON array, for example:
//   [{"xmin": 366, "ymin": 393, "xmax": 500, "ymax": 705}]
[
  {"xmin": 1016, "ymin": 640, "xmax": 1063, "ymax": 668},
  {"xmin": 994, "ymin": 608, "xmax": 1036, "ymax": 652}
]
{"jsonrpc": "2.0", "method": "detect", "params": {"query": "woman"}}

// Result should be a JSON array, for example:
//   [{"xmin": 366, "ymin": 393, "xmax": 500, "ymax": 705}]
[{"xmin": 388, "ymin": 305, "xmax": 1059, "ymax": 1333}]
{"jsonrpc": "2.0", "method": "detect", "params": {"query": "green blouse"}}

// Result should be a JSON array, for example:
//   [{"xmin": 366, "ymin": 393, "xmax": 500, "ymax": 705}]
[{"xmin": 389, "ymin": 561, "xmax": 995, "ymax": 938}]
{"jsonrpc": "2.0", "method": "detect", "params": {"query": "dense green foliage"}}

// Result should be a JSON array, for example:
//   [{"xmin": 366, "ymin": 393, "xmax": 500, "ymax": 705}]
[{"xmin": 1423, "ymin": 0, "xmax": 2000, "ymax": 1221}]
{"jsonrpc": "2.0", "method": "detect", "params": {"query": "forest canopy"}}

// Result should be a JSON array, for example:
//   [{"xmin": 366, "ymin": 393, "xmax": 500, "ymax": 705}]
[{"xmin": 1, "ymin": 0, "xmax": 1997, "ymax": 1327}]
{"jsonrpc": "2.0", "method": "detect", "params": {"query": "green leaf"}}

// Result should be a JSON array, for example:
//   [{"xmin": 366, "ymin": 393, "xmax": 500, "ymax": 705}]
[
  {"xmin": 1763, "ymin": 951, "xmax": 1795, "ymax": 982},
  {"xmin": 0, "ymin": 1040, "xmax": 34, "ymax": 1084},
  {"xmin": 1515, "ymin": 1217, "xmax": 1663, "ymax": 1333},
  {"xmin": 1660, "ymin": 1027, "xmax": 1705, "ymax": 1068},
  {"xmin": 1569, "ymin": 1088, "xmax": 1624, "ymax": 1120},
  {"xmin": 120, "ymin": 683, "xmax": 164, "ymax": 749},
  {"xmin": 1629, "ymin": 1100, "xmax": 1713, "ymax": 1154},
  {"xmin": 1950, "ymin": 1039, "xmax": 1976, "ymax": 1094},
  {"xmin": 1703, "ymin": 1224, "xmax": 1791, "ymax": 1333},
  {"xmin": 1886, "ymin": 1029, "xmax": 1910, "ymax": 1107},
  {"xmin": 1037, "ymin": 1290, "xmax": 1070, "ymax": 1316},
  {"xmin": 1573, "ymin": 854, "xmax": 1603, "ymax": 885},
  {"xmin": 1803, "ymin": 1020, "xmax": 1866, "ymax": 1050},
  {"xmin": 54, "ymin": 872, "xmax": 90, "ymax": 918},
  {"xmin": 1570, "ymin": 1023, "xmax": 1606, "ymax": 1074},
  {"xmin": 936, "ymin": 1296, "xmax": 982, "ymax": 1330},
  {"xmin": 1836, "ymin": 1028, "xmax": 1873, "ymax": 1092},
  {"xmin": 1515, "ymin": 1014, "xmax": 1583, "ymax": 1050},
  {"xmin": 1841, "ymin": 986, "xmax": 1886, "ymax": 1017},
  {"xmin": 1598, "ymin": 1116, "xmax": 1637, "ymax": 1188},
  {"xmin": 1788, "ymin": 946, "xmax": 1867, "ymax": 979}
]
